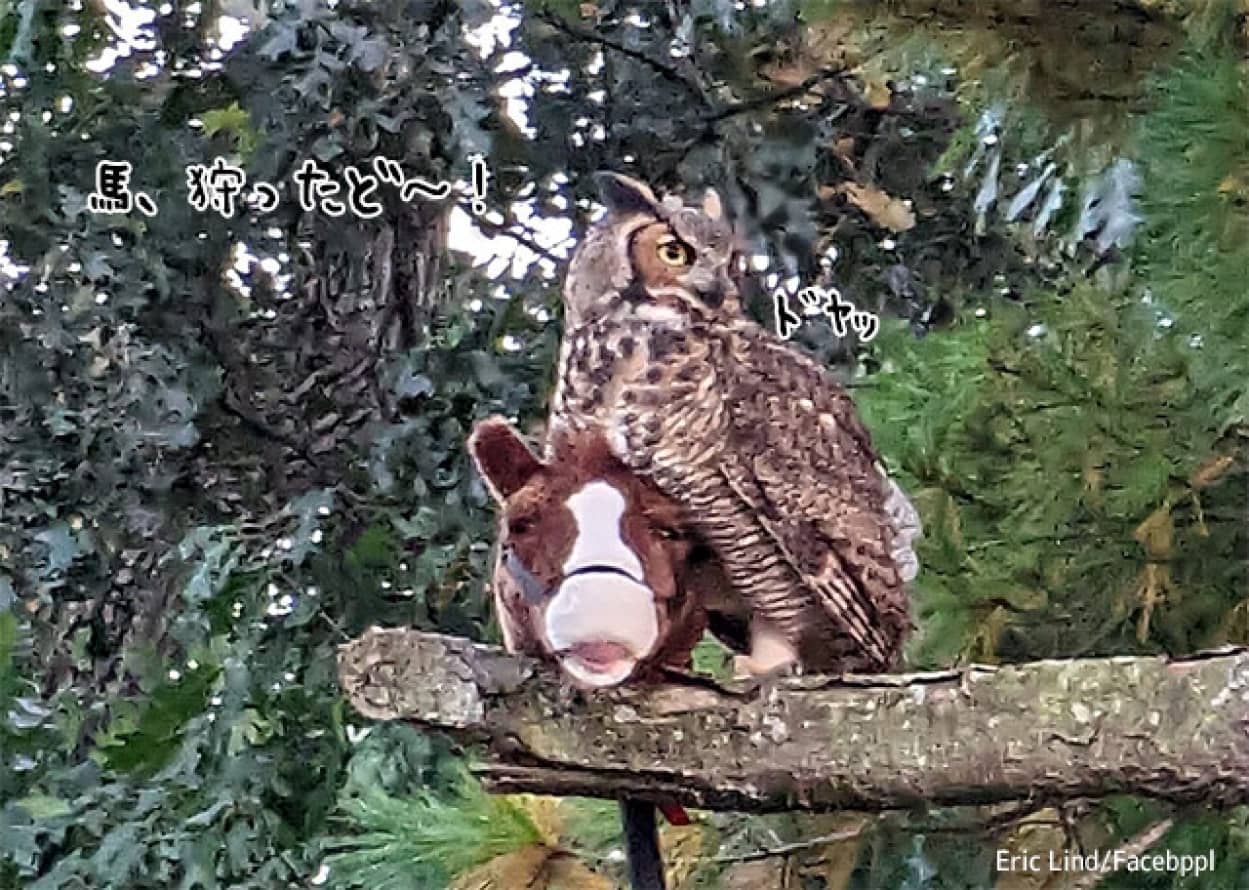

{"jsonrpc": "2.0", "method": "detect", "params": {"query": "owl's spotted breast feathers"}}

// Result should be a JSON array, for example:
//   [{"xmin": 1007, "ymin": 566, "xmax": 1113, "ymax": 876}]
[{"xmin": 553, "ymin": 299, "xmax": 910, "ymax": 670}]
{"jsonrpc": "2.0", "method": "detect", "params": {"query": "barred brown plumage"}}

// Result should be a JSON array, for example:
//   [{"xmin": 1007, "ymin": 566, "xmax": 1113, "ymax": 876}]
[{"xmin": 549, "ymin": 172, "xmax": 921, "ymax": 677}]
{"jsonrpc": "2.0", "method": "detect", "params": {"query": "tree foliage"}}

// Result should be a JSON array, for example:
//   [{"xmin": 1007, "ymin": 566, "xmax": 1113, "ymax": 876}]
[{"xmin": 0, "ymin": 0, "xmax": 1245, "ymax": 888}]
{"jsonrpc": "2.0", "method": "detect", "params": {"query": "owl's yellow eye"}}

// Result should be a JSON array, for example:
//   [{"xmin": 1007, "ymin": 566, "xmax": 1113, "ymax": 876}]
[{"xmin": 656, "ymin": 239, "xmax": 693, "ymax": 267}]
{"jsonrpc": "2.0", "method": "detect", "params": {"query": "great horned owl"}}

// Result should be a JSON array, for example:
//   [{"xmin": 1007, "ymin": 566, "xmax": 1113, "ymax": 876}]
[{"xmin": 549, "ymin": 173, "xmax": 921, "ymax": 675}]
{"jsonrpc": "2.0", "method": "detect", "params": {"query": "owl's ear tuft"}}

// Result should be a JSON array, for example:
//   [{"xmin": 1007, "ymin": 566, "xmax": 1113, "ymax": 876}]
[
  {"xmin": 593, "ymin": 171, "xmax": 660, "ymax": 215},
  {"xmin": 702, "ymin": 188, "xmax": 724, "ymax": 220},
  {"xmin": 468, "ymin": 417, "xmax": 544, "ymax": 502}
]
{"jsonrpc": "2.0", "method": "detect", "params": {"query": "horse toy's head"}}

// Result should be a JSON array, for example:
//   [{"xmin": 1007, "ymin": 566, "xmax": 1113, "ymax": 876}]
[{"xmin": 468, "ymin": 417, "xmax": 729, "ymax": 688}]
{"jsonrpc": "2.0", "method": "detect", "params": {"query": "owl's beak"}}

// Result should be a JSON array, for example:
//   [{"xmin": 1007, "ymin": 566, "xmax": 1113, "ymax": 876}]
[{"xmin": 687, "ymin": 261, "xmax": 737, "ymax": 310}]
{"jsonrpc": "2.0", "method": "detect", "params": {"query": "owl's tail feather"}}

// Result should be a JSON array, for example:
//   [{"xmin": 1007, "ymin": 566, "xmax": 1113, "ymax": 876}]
[{"xmin": 881, "ymin": 472, "xmax": 923, "ymax": 584}]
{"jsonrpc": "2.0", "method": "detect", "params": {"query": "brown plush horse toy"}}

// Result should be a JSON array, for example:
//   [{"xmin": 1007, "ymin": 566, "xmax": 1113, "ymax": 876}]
[
  {"xmin": 467, "ymin": 415, "xmax": 741, "ymax": 689},
  {"xmin": 469, "ymin": 415, "xmax": 760, "ymax": 890}
]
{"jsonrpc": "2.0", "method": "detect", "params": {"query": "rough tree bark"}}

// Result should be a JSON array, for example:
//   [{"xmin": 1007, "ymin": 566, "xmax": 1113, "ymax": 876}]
[{"xmin": 337, "ymin": 628, "xmax": 1249, "ymax": 813}]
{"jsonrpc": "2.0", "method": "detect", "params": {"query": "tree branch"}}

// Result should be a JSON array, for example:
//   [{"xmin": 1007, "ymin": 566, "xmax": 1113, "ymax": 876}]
[
  {"xmin": 537, "ymin": 12, "xmax": 708, "ymax": 104},
  {"xmin": 702, "ymin": 67, "xmax": 854, "ymax": 124},
  {"xmin": 1065, "ymin": 818, "xmax": 1175, "ymax": 890},
  {"xmin": 338, "ymin": 629, "xmax": 1249, "ymax": 812}
]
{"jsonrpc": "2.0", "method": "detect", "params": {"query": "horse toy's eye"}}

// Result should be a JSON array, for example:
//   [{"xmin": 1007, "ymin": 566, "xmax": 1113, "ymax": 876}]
[
  {"xmin": 656, "ymin": 237, "xmax": 693, "ymax": 267},
  {"xmin": 508, "ymin": 516, "xmax": 535, "ymax": 535},
  {"xmin": 653, "ymin": 524, "xmax": 683, "ymax": 541}
]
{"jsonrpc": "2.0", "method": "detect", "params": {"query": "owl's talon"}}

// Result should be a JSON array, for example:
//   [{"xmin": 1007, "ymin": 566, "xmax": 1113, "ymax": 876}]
[
  {"xmin": 728, "ymin": 656, "xmax": 800, "ymax": 700},
  {"xmin": 732, "ymin": 654, "xmax": 799, "ymax": 681}
]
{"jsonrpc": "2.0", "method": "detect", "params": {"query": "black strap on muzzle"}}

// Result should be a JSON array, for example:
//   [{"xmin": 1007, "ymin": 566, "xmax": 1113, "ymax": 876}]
[{"xmin": 504, "ymin": 547, "xmax": 643, "ymax": 606}]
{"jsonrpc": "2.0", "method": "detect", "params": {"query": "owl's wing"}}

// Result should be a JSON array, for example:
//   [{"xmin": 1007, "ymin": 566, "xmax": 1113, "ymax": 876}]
[
  {"xmin": 711, "ymin": 325, "xmax": 913, "ymax": 666},
  {"xmin": 553, "ymin": 310, "xmax": 914, "ymax": 668}
]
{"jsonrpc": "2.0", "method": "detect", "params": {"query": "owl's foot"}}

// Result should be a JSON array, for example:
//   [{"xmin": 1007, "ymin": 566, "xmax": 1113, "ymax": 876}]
[
  {"xmin": 731, "ymin": 620, "xmax": 800, "ymax": 680},
  {"xmin": 731, "ymin": 654, "xmax": 800, "ymax": 681}
]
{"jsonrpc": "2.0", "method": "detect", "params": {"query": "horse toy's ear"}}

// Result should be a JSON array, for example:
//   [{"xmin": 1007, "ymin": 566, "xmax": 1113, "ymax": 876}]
[{"xmin": 467, "ymin": 417, "xmax": 544, "ymax": 502}]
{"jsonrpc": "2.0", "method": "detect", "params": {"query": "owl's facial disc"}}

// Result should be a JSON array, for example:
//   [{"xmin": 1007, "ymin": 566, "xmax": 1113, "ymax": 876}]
[
  {"xmin": 544, "ymin": 480, "xmax": 660, "ymax": 688},
  {"xmin": 628, "ymin": 222, "xmax": 699, "ymax": 295},
  {"xmin": 624, "ymin": 214, "xmax": 738, "ymax": 311}
]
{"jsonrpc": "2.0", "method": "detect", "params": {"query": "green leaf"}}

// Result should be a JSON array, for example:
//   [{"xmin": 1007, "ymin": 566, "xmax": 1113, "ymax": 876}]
[
  {"xmin": 799, "ymin": 0, "xmax": 840, "ymax": 23},
  {"xmin": 33, "ymin": 524, "xmax": 80, "ymax": 576},
  {"xmin": 201, "ymin": 101, "xmax": 259, "ymax": 157},
  {"xmin": 15, "ymin": 794, "xmax": 72, "ymax": 821},
  {"xmin": 346, "ymin": 524, "xmax": 399, "ymax": 571},
  {"xmin": 95, "ymin": 665, "xmax": 221, "ymax": 776},
  {"xmin": 258, "ymin": 23, "xmax": 299, "ymax": 61},
  {"xmin": 178, "ymin": 527, "xmax": 240, "ymax": 604}
]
